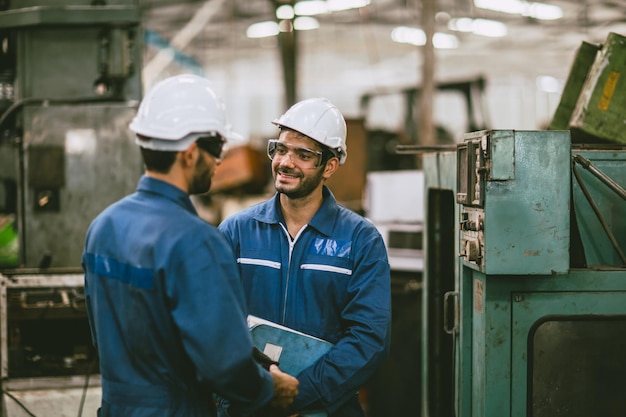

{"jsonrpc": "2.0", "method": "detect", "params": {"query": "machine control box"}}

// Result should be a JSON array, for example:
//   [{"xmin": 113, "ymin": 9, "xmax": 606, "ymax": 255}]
[
  {"xmin": 0, "ymin": 273, "xmax": 96, "ymax": 380},
  {"xmin": 456, "ymin": 130, "xmax": 571, "ymax": 275}
]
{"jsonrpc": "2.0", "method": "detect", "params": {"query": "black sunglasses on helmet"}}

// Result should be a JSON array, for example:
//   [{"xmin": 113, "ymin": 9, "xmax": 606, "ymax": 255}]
[{"xmin": 196, "ymin": 135, "xmax": 225, "ymax": 159}]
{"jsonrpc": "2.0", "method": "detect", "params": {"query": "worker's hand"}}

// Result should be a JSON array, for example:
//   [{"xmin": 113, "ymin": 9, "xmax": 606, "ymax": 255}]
[{"xmin": 268, "ymin": 364, "xmax": 299, "ymax": 410}]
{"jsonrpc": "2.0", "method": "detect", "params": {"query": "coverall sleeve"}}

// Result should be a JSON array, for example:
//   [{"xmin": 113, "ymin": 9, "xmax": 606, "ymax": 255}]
[
  {"xmin": 292, "ymin": 228, "xmax": 392, "ymax": 414},
  {"xmin": 168, "ymin": 229, "xmax": 274, "ymax": 413}
]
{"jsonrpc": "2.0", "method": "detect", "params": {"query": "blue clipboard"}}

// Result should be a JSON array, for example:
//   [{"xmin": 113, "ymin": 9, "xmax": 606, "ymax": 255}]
[{"xmin": 248, "ymin": 315, "xmax": 333, "ymax": 417}]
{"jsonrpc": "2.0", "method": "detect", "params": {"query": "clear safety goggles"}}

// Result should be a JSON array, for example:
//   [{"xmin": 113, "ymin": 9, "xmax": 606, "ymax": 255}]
[{"xmin": 267, "ymin": 139, "xmax": 325, "ymax": 169}]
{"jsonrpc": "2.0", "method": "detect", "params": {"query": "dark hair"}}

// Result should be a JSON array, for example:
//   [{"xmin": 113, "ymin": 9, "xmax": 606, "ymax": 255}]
[{"xmin": 137, "ymin": 135, "xmax": 177, "ymax": 173}]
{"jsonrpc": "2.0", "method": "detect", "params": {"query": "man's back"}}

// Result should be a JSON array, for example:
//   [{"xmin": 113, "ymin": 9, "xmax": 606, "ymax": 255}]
[{"xmin": 83, "ymin": 176, "xmax": 273, "ymax": 417}]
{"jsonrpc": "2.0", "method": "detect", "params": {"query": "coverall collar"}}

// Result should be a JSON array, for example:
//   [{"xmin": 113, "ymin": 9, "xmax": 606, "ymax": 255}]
[
  {"xmin": 255, "ymin": 186, "xmax": 339, "ymax": 237},
  {"xmin": 137, "ymin": 175, "xmax": 199, "ymax": 216}
]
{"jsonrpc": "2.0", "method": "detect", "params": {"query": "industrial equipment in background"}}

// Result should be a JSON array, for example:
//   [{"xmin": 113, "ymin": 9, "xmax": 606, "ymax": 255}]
[
  {"xmin": 0, "ymin": 1, "xmax": 143, "ymax": 416},
  {"xmin": 360, "ymin": 76, "xmax": 488, "ymax": 172},
  {"xmin": 356, "ymin": 76, "xmax": 488, "ymax": 417},
  {"xmin": 362, "ymin": 170, "xmax": 424, "ymax": 417},
  {"xmin": 419, "ymin": 31, "xmax": 626, "ymax": 417}
]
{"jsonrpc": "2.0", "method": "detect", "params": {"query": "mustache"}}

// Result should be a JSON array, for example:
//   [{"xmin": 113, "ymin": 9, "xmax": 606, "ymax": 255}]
[{"xmin": 276, "ymin": 167, "xmax": 301, "ymax": 177}]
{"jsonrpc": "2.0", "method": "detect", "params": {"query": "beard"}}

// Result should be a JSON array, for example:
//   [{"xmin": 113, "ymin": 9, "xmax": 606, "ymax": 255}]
[
  {"xmin": 188, "ymin": 154, "xmax": 213, "ymax": 195},
  {"xmin": 274, "ymin": 166, "xmax": 324, "ymax": 199}
]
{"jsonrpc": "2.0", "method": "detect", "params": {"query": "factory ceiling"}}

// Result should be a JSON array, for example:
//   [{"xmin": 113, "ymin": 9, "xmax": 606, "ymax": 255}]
[{"xmin": 138, "ymin": 0, "xmax": 626, "ymax": 94}]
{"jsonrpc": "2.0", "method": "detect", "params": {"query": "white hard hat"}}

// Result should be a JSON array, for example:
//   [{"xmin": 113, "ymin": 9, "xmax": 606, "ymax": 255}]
[
  {"xmin": 129, "ymin": 74, "xmax": 242, "ymax": 151},
  {"xmin": 272, "ymin": 97, "xmax": 347, "ymax": 165}
]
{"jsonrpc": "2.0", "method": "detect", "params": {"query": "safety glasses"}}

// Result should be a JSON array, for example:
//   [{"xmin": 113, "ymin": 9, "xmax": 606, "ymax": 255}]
[
  {"xmin": 196, "ymin": 135, "xmax": 225, "ymax": 159},
  {"xmin": 266, "ymin": 139, "xmax": 325, "ymax": 169}
]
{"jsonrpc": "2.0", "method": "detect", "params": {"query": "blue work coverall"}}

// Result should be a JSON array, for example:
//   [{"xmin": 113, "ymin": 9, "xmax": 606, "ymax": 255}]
[
  {"xmin": 218, "ymin": 186, "xmax": 391, "ymax": 417},
  {"xmin": 82, "ymin": 176, "xmax": 273, "ymax": 417}
]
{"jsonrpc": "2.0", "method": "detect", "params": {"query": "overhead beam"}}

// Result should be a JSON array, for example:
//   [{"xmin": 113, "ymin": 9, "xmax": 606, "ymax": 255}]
[
  {"xmin": 418, "ymin": 0, "xmax": 436, "ymax": 149},
  {"xmin": 142, "ymin": 0, "xmax": 227, "ymax": 86},
  {"xmin": 272, "ymin": 0, "xmax": 297, "ymax": 108}
]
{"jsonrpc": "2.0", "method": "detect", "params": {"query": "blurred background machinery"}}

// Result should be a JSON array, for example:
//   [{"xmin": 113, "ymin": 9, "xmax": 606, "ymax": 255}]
[{"xmin": 0, "ymin": 1, "xmax": 143, "ymax": 415}]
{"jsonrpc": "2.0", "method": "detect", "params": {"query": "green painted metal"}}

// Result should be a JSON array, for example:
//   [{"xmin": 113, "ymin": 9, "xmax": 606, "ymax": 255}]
[
  {"xmin": 571, "ymin": 147, "xmax": 626, "ymax": 266},
  {"xmin": 549, "ymin": 41, "xmax": 600, "ymax": 131},
  {"xmin": 423, "ymin": 129, "xmax": 626, "ymax": 417},
  {"xmin": 459, "ymin": 130, "xmax": 571, "ymax": 275},
  {"xmin": 469, "ymin": 270, "xmax": 626, "ymax": 417},
  {"xmin": 570, "ymin": 32, "xmax": 626, "ymax": 144}
]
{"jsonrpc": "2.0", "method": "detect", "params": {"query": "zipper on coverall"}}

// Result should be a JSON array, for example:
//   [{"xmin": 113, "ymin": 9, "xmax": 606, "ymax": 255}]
[{"xmin": 279, "ymin": 223, "xmax": 307, "ymax": 324}]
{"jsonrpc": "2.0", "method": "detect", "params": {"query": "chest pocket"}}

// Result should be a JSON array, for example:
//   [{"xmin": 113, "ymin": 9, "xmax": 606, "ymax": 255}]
[
  {"xmin": 309, "ymin": 237, "xmax": 351, "ymax": 258},
  {"xmin": 303, "ymin": 238, "xmax": 353, "ymax": 276}
]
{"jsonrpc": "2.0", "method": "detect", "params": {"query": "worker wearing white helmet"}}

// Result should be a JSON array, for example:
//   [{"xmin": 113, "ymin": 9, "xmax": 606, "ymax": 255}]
[
  {"xmin": 219, "ymin": 98, "xmax": 392, "ymax": 417},
  {"xmin": 129, "ymin": 74, "xmax": 242, "ymax": 152},
  {"xmin": 83, "ymin": 74, "xmax": 298, "ymax": 417},
  {"xmin": 270, "ymin": 97, "xmax": 348, "ymax": 165}
]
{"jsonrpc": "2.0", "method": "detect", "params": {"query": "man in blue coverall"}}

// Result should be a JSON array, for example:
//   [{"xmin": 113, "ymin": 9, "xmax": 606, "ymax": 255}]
[
  {"xmin": 82, "ymin": 74, "xmax": 299, "ymax": 417},
  {"xmin": 218, "ymin": 98, "xmax": 392, "ymax": 417}
]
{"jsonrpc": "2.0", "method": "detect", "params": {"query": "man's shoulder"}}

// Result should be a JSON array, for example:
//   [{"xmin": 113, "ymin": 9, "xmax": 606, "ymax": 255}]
[
  {"xmin": 335, "ymin": 204, "xmax": 377, "ymax": 229},
  {"xmin": 220, "ymin": 198, "xmax": 273, "ymax": 226}
]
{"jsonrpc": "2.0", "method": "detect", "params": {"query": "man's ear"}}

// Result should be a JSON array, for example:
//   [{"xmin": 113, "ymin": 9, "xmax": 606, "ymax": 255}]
[
  {"xmin": 322, "ymin": 156, "xmax": 339, "ymax": 180},
  {"xmin": 180, "ymin": 142, "xmax": 199, "ymax": 167}
]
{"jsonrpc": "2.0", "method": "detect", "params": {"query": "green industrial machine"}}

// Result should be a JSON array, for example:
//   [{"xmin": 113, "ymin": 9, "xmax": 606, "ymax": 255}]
[
  {"xmin": 0, "ymin": 1, "xmax": 143, "ymax": 415},
  {"xmin": 422, "ymin": 129, "xmax": 626, "ymax": 417}
]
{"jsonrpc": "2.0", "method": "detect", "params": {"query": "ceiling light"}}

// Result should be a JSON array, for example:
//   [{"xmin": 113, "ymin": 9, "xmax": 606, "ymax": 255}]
[
  {"xmin": 474, "ymin": 0, "xmax": 562, "ymax": 20},
  {"xmin": 449, "ymin": 17, "xmax": 475, "ymax": 32},
  {"xmin": 391, "ymin": 26, "xmax": 458, "ymax": 49},
  {"xmin": 448, "ymin": 18, "xmax": 507, "ymax": 37},
  {"xmin": 536, "ymin": 75, "xmax": 561, "ymax": 93},
  {"xmin": 294, "ymin": 16, "xmax": 320, "ymax": 30},
  {"xmin": 246, "ymin": 21, "xmax": 279, "ymax": 38},
  {"xmin": 474, "ymin": 0, "xmax": 523, "ymax": 14},
  {"xmin": 276, "ymin": 5, "xmax": 295, "ymax": 20},
  {"xmin": 433, "ymin": 33, "xmax": 459, "ymax": 49},
  {"xmin": 294, "ymin": 1, "xmax": 328, "ymax": 16},
  {"xmin": 525, "ymin": 3, "xmax": 562, "ymax": 20},
  {"xmin": 327, "ymin": 0, "xmax": 371, "ymax": 12},
  {"xmin": 246, "ymin": 17, "xmax": 320, "ymax": 38},
  {"xmin": 392, "ymin": 26, "xmax": 426, "ymax": 46}
]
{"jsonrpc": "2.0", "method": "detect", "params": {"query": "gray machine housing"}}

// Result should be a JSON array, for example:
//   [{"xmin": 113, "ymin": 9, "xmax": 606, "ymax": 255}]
[{"xmin": 0, "ymin": 0, "xmax": 143, "ymax": 269}]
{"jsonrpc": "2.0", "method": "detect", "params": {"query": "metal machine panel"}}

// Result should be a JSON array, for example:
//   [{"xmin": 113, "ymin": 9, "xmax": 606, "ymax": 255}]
[
  {"xmin": 423, "ymin": 128, "xmax": 626, "ymax": 417},
  {"xmin": 0, "ymin": 273, "xmax": 100, "ymax": 416},
  {"xmin": 466, "ymin": 271, "xmax": 626, "ymax": 417},
  {"xmin": 422, "ymin": 151, "xmax": 463, "ymax": 417},
  {"xmin": 15, "ymin": 104, "xmax": 142, "ymax": 268},
  {"xmin": 0, "ymin": 1, "xmax": 143, "ymax": 270},
  {"xmin": 15, "ymin": 25, "xmax": 140, "ymax": 100},
  {"xmin": 457, "ymin": 130, "xmax": 571, "ymax": 275},
  {"xmin": 509, "ymin": 272, "xmax": 626, "ymax": 417},
  {"xmin": 0, "ymin": 1, "xmax": 141, "ymax": 414},
  {"xmin": 549, "ymin": 41, "xmax": 600, "ymax": 131},
  {"xmin": 2, "ymin": 2, "xmax": 141, "ymax": 101},
  {"xmin": 570, "ymin": 32, "xmax": 626, "ymax": 144},
  {"xmin": 571, "ymin": 147, "xmax": 626, "ymax": 266}
]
